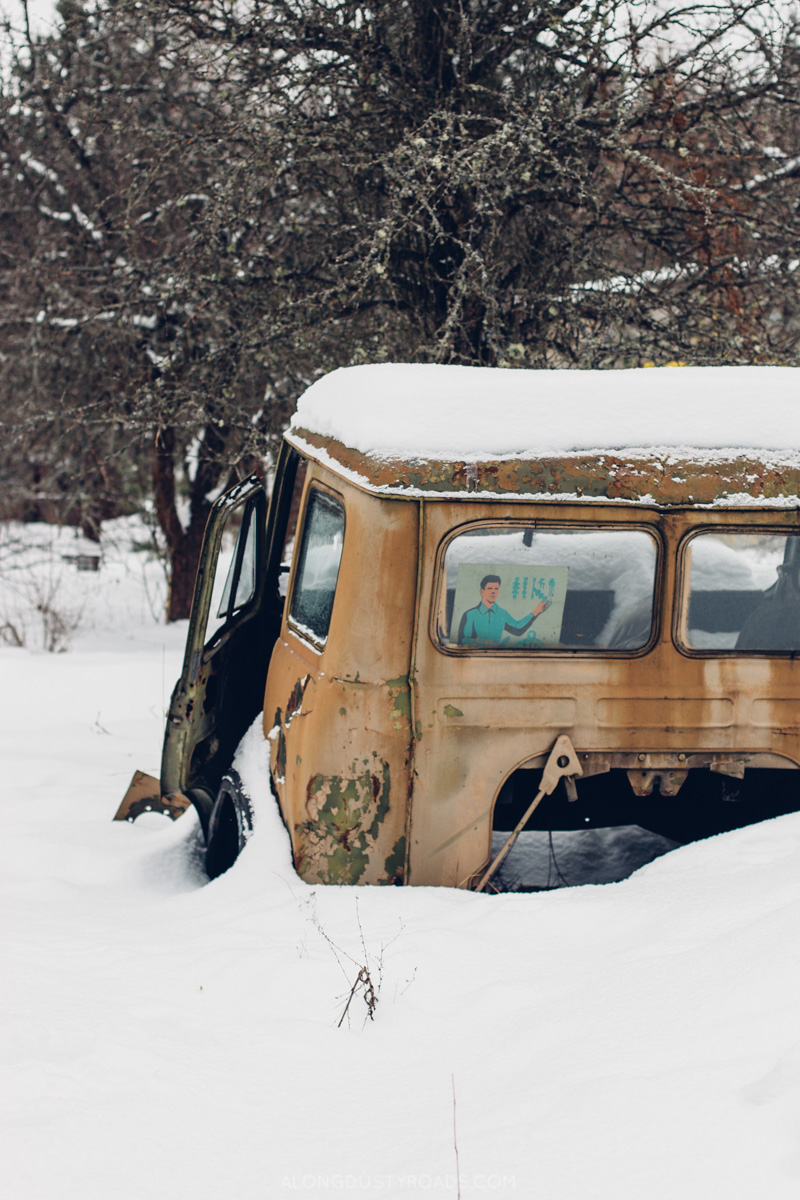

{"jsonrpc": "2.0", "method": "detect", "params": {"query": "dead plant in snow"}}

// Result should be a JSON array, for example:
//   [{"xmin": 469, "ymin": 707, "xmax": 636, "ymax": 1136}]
[{"xmin": 309, "ymin": 897, "xmax": 400, "ymax": 1029}]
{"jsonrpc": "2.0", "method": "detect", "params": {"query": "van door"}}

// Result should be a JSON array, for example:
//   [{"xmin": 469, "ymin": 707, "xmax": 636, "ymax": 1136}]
[{"xmin": 160, "ymin": 445, "xmax": 304, "ymax": 833}]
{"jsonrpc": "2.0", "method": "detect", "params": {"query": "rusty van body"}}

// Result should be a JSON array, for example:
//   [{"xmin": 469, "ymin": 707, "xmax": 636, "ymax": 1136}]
[{"xmin": 119, "ymin": 365, "xmax": 800, "ymax": 886}]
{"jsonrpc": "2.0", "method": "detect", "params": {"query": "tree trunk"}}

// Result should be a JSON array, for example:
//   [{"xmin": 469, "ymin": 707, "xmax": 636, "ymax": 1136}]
[
  {"xmin": 152, "ymin": 427, "xmax": 213, "ymax": 622},
  {"xmin": 164, "ymin": 515, "xmax": 209, "ymax": 622}
]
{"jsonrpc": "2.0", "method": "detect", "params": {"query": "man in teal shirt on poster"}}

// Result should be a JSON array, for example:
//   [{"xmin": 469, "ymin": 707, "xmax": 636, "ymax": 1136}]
[{"xmin": 457, "ymin": 575, "xmax": 550, "ymax": 646}]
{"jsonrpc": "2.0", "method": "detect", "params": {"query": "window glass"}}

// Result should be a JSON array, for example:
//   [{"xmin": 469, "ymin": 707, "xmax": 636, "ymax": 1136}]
[
  {"xmin": 206, "ymin": 500, "xmax": 258, "ymax": 644},
  {"xmin": 207, "ymin": 541, "xmax": 235, "ymax": 641},
  {"xmin": 289, "ymin": 490, "xmax": 345, "ymax": 643},
  {"xmin": 683, "ymin": 532, "xmax": 800, "ymax": 651},
  {"xmin": 278, "ymin": 458, "xmax": 308, "ymax": 598},
  {"xmin": 439, "ymin": 527, "xmax": 658, "ymax": 651},
  {"xmin": 216, "ymin": 504, "xmax": 256, "ymax": 620}
]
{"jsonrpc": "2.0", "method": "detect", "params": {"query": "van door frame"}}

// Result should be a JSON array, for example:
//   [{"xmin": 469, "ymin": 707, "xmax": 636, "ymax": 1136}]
[{"xmin": 160, "ymin": 444, "xmax": 305, "ymax": 833}]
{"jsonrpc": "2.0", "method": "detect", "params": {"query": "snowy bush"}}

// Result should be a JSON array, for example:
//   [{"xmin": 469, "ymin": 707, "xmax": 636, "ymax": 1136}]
[{"xmin": 0, "ymin": 518, "xmax": 168, "ymax": 651}]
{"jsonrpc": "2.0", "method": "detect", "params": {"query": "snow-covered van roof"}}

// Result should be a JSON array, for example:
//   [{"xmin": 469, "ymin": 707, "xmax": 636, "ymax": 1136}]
[{"xmin": 286, "ymin": 363, "xmax": 800, "ymax": 505}]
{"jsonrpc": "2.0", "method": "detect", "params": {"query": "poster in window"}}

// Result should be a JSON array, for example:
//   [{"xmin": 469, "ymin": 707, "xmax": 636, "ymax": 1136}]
[{"xmin": 450, "ymin": 564, "xmax": 568, "ymax": 647}]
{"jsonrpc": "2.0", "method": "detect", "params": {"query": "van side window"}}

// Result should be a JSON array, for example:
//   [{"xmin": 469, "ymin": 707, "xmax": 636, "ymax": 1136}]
[
  {"xmin": 682, "ymin": 531, "xmax": 800, "ymax": 652},
  {"xmin": 438, "ymin": 526, "xmax": 658, "ymax": 651},
  {"xmin": 215, "ymin": 503, "xmax": 257, "ymax": 620},
  {"xmin": 288, "ymin": 489, "xmax": 345, "ymax": 644},
  {"xmin": 278, "ymin": 457, "xmax": 308, "ymax": 598},
  {"xmin": 205, "ymin": 491, "xmax": 265, "ymax": 645}
]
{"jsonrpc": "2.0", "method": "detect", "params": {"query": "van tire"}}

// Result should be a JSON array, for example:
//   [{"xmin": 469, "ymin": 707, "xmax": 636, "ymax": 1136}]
[{"xmin": 205, "ymin": 770, "xmax": 254, "ymax": 879}]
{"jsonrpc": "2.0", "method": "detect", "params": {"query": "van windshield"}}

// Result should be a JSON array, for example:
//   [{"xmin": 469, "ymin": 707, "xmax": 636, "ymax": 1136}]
[{"xmin": 439, "ymin": 526, "xmax": 658, "ymax": 651}]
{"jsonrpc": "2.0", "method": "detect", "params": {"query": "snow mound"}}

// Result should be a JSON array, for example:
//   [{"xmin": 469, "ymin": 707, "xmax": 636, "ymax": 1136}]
[
  {"xmin": 4, "ymin": 516, "xmax": 800, "ymax": 1199},
  {"xmin": 292, "ymin": 363, "xmax": 800, "ymax": 460}
]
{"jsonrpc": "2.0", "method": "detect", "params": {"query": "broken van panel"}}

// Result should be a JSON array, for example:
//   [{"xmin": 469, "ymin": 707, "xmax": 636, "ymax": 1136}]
[
  {"xmin": 115, "ymin": 771, "xmax": 191, "ymax": 822},
  {"xmin": 122, "ymin": 364, "xmax": 800, "ymax": 888}
]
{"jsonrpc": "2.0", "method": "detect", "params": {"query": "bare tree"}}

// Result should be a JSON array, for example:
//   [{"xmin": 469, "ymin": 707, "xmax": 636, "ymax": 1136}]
[
  {"xmin": 2, "ymin": 0, "xmax": 799, "ymax": 615},
  {"xmin": 153, "ymin": 0, "xmax": 800, "ymax": 366},
  {"xmin": 1, "ymin": 2, "xmax": 300, "ymax": 614}
]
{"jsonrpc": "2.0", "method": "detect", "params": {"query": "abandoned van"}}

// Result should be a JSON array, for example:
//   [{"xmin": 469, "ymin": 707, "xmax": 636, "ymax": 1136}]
[{"xmin": 118, "ymin": 363, "xmax": 800, "ymax": 889}]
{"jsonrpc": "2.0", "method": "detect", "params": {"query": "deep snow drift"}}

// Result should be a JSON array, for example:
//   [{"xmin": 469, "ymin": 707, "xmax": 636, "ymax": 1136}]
[{"xmin": 2, "ymin": 519, "xmax": 800, "ymax": 1199}]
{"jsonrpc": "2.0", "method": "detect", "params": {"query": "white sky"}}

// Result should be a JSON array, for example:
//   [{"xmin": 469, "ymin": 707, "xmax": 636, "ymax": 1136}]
[{"xmin": 1, "ymin": 0, "xmax": 58, "ymax": 36}]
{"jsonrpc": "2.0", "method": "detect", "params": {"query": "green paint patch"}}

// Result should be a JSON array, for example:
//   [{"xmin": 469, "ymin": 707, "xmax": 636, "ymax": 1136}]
[
  {"xmin": 386, "ymin": 674, "xmax": 411, "ymax": 732},
  {"xmin": 339, "ymin": 707, "xmax": 347, "ymax": 716},
  {"xmin": 443, "ymin": 704, "xmax": 464, "ymax": 718},
  {"xmin": 299, "ymin": 759, "xmax": 392, "ymax": 885},
  {"xmin": 383, "ymin": 836, "xmax": 406, "ymax": 884}
]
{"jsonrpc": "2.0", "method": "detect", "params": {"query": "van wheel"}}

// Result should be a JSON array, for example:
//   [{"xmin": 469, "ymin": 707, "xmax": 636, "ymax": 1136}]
[{"xmin": 205, "ymin": 770, "xmax": 254, "ymax": 879}]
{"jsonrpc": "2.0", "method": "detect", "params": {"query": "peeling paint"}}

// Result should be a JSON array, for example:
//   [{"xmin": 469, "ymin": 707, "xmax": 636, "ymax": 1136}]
[
  {"xmin": 297, "ymin": 759, "xmax": 391, "ymax": 884},
  {"xmin": 286, "ymin": 674, "xmax": 311, "ymax": 724},
  {"xmin": 443, "ymin": 704, "xmax": 464, "ymax": 718},
  {"xmin": 386, "ymin": 675, "xmax": 412, "ymax": 732},
  {"xmin": 271, "ymin": 707, "xmax": 286, "ymax": 783}
]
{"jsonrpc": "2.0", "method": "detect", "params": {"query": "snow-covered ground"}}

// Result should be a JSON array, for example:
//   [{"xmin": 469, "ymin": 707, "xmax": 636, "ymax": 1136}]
[{"xmin": 3, "ymin": 518, "xmax": 800, "ymax": 1199}]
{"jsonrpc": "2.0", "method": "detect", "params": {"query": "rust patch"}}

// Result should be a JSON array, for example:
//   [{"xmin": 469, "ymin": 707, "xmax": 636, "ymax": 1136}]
[{"xmin": 290, "ymin": 428, "xmax": 800, "ymax": 505}]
